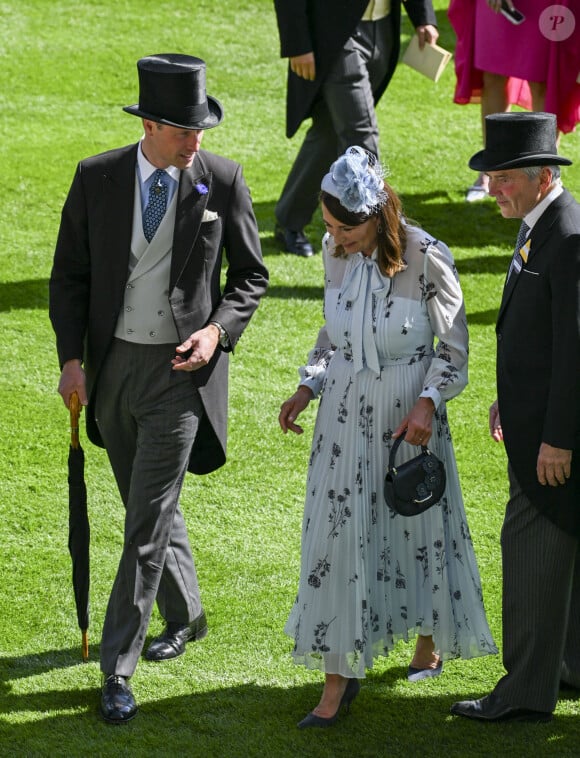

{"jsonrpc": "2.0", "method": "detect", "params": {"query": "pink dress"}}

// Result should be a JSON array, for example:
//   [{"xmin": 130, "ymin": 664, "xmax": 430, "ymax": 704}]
[{"xmin": 448, "ymin": 0, "xmax": 580, "ymax": 133}]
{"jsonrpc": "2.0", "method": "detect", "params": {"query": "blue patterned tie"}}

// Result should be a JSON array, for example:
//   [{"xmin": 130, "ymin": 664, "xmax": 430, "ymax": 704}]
[
  {"xmin": 508, "ymin": 220, "xmax": 530, "ymax": 280},
  {"xmin": 143, "ymin": 169, "xmax": 169, "ymax": 242}
]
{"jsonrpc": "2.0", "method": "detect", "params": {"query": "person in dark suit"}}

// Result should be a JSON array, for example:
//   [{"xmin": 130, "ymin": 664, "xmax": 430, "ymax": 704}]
[
  {"xmin": 49, "ymin": 54, "xmax": 268, "ymax": 723},
  {"xmin": 273, "ymin": 0, "xmax": 438, "ymax": 256},
  {"xmin": 451, "ymin": 112, "xmax": 580, "ymax": 723}
]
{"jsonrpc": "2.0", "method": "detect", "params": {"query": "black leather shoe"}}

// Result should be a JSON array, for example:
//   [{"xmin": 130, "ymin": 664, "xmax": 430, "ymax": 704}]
[
  {"xmin": 275, "ymin": 224, "xmax": 314, "ymax": 257},
  {"xmin": 145, "ymin": 610, "xmax": 208, "ymax": 661},
  {"xmin": 450, "ymin": 693, "xmax": 552, "ymax": 723},
  {"xmin": 101, "ymin": 674, "xmax": 137, "ymax": 724}
]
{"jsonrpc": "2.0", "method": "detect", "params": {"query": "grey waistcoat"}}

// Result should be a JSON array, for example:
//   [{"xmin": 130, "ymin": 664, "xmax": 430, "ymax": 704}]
[{"xmin": 114, "ymin": 176, "xmax": 179, "ymax": 344}]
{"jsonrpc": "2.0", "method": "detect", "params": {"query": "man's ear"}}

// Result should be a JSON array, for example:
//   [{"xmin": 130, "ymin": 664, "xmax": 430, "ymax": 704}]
[
  {"xmin": 539, "ymin": 166, "xmax": 554, "ymax": 190},
  {"xmin": 142, "ymin": 118, "xmax": 158, "ymax": 136}
]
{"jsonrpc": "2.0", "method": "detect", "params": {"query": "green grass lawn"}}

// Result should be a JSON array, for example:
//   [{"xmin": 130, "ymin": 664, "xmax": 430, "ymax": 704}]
[{"xmin": 0, "ymin": 1, "xmax": 578, "ymax": 755}]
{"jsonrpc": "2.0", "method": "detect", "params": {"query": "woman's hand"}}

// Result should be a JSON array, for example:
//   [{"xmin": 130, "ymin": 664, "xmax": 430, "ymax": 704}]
[
  {"xmin": 489, "ymin": 399, "xmax": 503, "ymax": 442},
  {"xmin": 279, "ymin": 385, "xmax": 314, "ymax": 434},
  {"xmin": 392, "ymin": 397, "xmax": 435, "ymax": 446}
]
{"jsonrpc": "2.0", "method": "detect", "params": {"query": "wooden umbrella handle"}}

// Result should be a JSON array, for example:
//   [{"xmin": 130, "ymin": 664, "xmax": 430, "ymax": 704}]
[
  {"xmin": 82, "ymin": 629, "xmax": 89, "ymax": 662},
  {"xmin": 69, "ymin": 391, "xmax": 82, "ymax": 450}
]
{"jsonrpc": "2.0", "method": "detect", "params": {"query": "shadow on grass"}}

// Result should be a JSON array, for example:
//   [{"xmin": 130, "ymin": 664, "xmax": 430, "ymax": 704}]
[
  {"xmin": 0, "ymin": 192, "xmax": 513, "ymax": 303},
  {"xmin": 0, "ymin": 279, "xmax": 48, "ymax": 312},
  {"xmin": 1, "ymin": 650, "xmax": 579, "ymax": 757},
  {"xmin": 465, "ymin": 308, "xmax": 499, "ymax": 326},
  {"xmin": 0, "ymin": 198, "xmax": 514, "ymax": 312}
]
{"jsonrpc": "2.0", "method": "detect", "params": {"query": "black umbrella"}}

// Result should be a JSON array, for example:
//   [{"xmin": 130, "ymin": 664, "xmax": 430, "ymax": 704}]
[{"xmin": 67, "ymin": 391, "xmax": 90, "ymax": 661}]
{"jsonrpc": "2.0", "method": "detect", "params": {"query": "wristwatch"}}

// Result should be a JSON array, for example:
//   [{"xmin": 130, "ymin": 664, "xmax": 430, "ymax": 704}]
[{"xmin": 209, "ymin": 320, "xmax": 229, "ymax": 347}]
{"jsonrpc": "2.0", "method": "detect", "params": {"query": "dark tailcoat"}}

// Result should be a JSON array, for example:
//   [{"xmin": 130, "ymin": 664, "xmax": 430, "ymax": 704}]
[
  {"xmin": 50, "ymin": 144, "xmax": 268, "ymax": 475},
  {"xmin": 496, "ymin": 190, "xmax": 580, "ymax": 537},
  {"xmin": 274, "ymin": 0, "xmax": 437, "ymax": 138}
]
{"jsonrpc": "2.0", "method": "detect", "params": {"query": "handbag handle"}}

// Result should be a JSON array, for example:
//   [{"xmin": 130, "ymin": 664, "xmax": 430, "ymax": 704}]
[{"xmin": 388, "ymin": 431, "xmax": 430, "ymax": 473}]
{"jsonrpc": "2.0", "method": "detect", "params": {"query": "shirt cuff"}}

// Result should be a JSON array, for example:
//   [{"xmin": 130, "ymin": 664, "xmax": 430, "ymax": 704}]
[
  {"xmin": 299, "ymin": 376, "xmax": 323, "ymax": 399},
  {"xmin": 419, "ymin": 387, "xmax": 441, "ymax": 410}
]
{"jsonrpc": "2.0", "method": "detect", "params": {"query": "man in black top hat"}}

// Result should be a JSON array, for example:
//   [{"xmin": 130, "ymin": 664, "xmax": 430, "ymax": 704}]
[
  {"xmin": 451, "ymin": 112, "xmax": 580, "ymax": 723},
  {"xmin": 49, "ymin": 53, "xmax": 268, "ymax": 723}
]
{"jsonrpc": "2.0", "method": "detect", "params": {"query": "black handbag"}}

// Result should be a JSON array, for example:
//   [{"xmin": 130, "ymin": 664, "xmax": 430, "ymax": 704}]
[{"xmin": 384, "ymin": 433, "xmax": 446, "ymax": 516}]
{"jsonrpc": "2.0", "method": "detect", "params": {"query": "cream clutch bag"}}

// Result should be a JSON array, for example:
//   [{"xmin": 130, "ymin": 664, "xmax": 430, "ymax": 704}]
[{"xmin": 402, "ymin": 35, "xmax": 452, "ymax": 83}]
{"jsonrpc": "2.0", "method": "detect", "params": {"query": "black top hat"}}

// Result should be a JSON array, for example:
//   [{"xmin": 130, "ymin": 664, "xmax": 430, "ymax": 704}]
[
  {"xmin": 469, "ymin": 112, "xmax": 572, "ymax": 171},
  {"xmin": 123, "ymin": 53, "xmax": 223, "ymax": 130}
]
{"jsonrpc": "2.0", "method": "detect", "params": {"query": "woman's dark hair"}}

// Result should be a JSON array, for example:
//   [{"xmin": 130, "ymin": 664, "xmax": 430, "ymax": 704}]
[{"xmin": 320, "ymin": 185, "xmax": 407, "ymax": 277}]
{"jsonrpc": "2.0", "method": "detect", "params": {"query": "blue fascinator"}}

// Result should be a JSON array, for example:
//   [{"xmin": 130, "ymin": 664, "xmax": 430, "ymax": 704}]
[{"xmin": 321, "ymin": 146, "xmax": 388, "ymax": 215}]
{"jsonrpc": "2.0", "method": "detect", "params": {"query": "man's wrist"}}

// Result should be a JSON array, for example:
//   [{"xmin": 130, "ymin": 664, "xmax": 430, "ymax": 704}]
[{"xmin": 209, "ymin": 321, "xmax": 229, "ymax": 347}]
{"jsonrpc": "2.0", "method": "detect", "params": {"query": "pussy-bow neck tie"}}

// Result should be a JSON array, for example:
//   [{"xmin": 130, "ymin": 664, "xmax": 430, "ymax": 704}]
[{"xmin": 340, "ymin": 254, "xmax": 390, "ymax": 376}]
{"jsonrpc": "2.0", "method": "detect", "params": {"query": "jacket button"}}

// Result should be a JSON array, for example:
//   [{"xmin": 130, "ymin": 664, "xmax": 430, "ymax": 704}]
[
  {"xmin": 497, "ymin": 333, "xmax": 502, "ymax": 342},
  {"xmin": 149, "ymin": 331, "xmax": 157, "ymax": 338}
]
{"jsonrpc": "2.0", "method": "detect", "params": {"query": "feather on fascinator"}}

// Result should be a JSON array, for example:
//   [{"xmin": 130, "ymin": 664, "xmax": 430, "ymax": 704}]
[{"xmin": 321, "ymin": 146, "xmax": 388, "ymax": 215}]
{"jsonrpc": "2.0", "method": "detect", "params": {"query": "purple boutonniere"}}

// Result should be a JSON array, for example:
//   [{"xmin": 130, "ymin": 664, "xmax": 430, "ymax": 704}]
[{"xmin": 195, "ymin": 182, "xmax": 208, "ymax": 195}]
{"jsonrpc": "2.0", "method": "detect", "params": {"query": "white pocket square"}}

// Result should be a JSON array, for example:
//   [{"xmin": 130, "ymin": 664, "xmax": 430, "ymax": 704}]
[{"xmin": 202, "ymin": 209, "xmax": 219, "ymax": 223}]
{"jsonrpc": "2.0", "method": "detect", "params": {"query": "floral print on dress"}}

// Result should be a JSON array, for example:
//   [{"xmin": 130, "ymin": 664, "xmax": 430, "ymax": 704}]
[{"xmin": 285, "ymin": 225, "xmax": 497, "ymax": 678}]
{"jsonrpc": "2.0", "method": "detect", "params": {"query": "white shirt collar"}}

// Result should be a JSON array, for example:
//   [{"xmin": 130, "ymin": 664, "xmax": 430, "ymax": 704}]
[
  {"xmin": 523, "ymin": 180, "xmax": 563, "ymax": 232},
  {"xmin": 137, "ymin": 139, "xmax": 181, "ymax": 184}
]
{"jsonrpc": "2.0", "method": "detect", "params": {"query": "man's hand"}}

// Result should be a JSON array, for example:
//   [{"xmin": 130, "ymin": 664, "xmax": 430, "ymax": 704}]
[
  {"xmin": 172, "ymin": 325, "xmax": 220, "ymax": 372},
  {"xmin": 290, "ymin": 52, "xmax": 316, "ymax": 81},
  {"xmin": 58, "ymin": 359, "xmax": 87, "ymax": 408},
  {"xmin": 415, "ymin": 24, "xmax": 439, "ymax": 49},
  {"xmin": 537, "ymin": 443, "xmax": 572, "ymax": 487},
  {"xmin": 489, "ymin": 400, "xmax": 503, "ymax": 442},
  {"xmin": 279, "ymin": 385, "xmax": 314, "ymax": 434}
]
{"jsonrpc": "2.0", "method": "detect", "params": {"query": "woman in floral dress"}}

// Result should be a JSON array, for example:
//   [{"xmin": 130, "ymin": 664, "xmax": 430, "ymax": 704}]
[{"xmin": 279, "ymin": 147, "xmax": 497, "ymax": 728}]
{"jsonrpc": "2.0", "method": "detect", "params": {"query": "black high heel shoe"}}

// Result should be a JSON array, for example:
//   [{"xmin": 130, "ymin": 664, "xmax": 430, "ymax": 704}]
[{"xmin": 297, "ymin": 678, "xmax": 361, "ymax": 729}]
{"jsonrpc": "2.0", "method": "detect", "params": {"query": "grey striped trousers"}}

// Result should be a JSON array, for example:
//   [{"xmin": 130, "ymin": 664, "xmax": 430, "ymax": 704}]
[{"xmin": 493, "ymin": 464, "xmax": 580, "ymax": 712}]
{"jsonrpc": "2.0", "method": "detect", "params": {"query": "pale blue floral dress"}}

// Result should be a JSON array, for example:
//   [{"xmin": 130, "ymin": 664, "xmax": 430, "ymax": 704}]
[{"xmin": 284, "ymin": 224, "xmax": 497, "ymax": 677}]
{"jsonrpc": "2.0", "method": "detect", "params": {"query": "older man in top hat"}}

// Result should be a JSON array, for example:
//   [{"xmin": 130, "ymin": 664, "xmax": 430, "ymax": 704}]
[
  {"xmin": 49, "ymin": 53, "xmax": 268, "ymax": 723},
  {"xmin": 451, "ymin": 112, "xmax": 580, "ymax": 723}
]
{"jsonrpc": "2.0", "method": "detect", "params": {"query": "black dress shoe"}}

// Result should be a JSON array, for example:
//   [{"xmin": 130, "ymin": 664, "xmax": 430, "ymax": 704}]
[
  {"xmin": 101, "ymin": 674, "xmax": 138, "ymax": 724},
  {"xmin": 145, "ymin": 610, "xmax": 208, "ymax": 661},
  {"xmin": 450, "ymin": 692, "xmax": 552, "ymax": 723},
  {"xmin": 275, "ymin": 224, "xmax": 314, "ymax": 257}
]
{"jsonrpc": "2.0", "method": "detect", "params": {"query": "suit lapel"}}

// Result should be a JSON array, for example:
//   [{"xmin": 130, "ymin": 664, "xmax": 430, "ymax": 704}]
[
  {"xmin": 497, "ymin": 192, "xmax": 569, "ymax": 325},
  {"xmin": 100, "ymin": 145, "xmax": 138, "ymax": 287},
  {"xmin": 100, "ymin": 148, "xmax": 215, "ymax": 294},
  {"xmin": 170, "ymin": 155, "xmax": 212, "ymax": 290}
]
